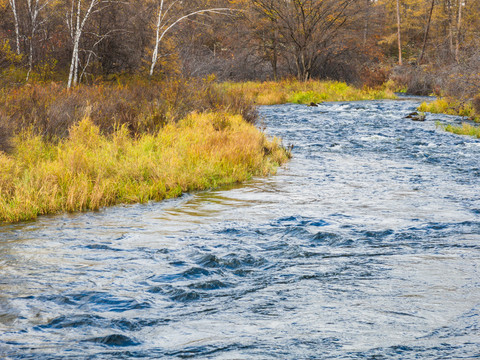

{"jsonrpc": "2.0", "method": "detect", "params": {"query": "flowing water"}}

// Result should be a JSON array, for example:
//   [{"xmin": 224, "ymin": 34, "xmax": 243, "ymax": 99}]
[{"xmin": 1, "ymin": 99, "xmax": 479, "ymax": 359}]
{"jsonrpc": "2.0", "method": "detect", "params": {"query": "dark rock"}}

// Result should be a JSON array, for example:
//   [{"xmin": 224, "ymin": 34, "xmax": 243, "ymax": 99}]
[
  {"xmin": 405, "ymin": 111, "xmax": 425, "ymax": 121},
  {"xmin": 411, "ymin": 114, "xmax": 426, "ymax": 121},
  {"xmin": 308, "ymin": 102, "xmax": 318, "ymax": 107},
  {"xmin": 405, "ymin": 111, "xmax": 418, "ymax": 119}
]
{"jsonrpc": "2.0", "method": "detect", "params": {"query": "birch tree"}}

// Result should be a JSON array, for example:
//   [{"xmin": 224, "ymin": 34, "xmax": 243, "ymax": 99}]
[
  {"xmin": 8, "ymin": 0, "xmax": 21, "ymax": 55},
  {"xmin": 25, "ymin": 0, "xmax": 52, "ymax": 79},
  {"xmin": 149, "ymin": 0, "xmax": 236, "ymax": 76},
  {"xmin": 66, "ymin": 0, "xmax": 102, "ymax": 88}
]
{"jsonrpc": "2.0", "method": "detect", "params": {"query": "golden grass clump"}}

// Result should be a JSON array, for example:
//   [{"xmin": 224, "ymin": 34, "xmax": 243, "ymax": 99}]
[
  {"xmin": 419, "ymin": 98, "xmax": 478, "ymax": 121},
  {"xmin": 0, "ymin": 113, "xmax": 289, "ymax": 223},
  {"xmin": 218, "ymin": 79, "xmax": 396, "ymax": 105}
]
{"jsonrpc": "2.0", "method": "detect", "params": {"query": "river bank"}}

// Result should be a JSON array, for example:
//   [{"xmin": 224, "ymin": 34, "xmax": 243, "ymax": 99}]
[
  {"xmin": 2, "ymin": 78, "xmax": 478, "ymax": 223},
  {"xmin": 0, "ymin": 78, "xmax": 397, "ymax": 223},
  {"xmin": 418, "ymin": 98, "xmax": 480, "ymax": 138}
]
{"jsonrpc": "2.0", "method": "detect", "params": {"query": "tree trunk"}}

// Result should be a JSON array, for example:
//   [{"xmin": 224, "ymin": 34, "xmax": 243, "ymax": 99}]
[
  {"xmin": 150, "ymin": 0, "xmax": 164, "ymax": 77},
  {"xmin": 418, "ymin": 0, "xmax": 435, "ymax": 64},
  {"xmin": 271, "ymin": 27, "xmax": 278, "ymax": 81},
  {"xmin": 295, "ymin": 50, "xmax": 311, "ymax": 82},
  {"xmin": 396, "ymin": 0, "xmax": 403, "ymax": 66},
  {"xmin": 446, "ymin": 0, "xmax": 454, "ymax": 57},
  {"xmin": 455, "ymin": 0, "xmax": 463, "ymax": 62},
  {"xmin": 9, "ymin": 0, "xmax": 21, "ymax": 55},
  {"xmin": 26, "ymin": 0, "xmax": 40, "ymax": 80},
  {"xmin": 363, "ymin": 0, "xmax": 370, "ymax": 48},
  {"xmin": 68, "ymin": 35, "xmax": 80, "ymax": 88},
  {"xmin": 67, "ymin": 0, "xmax": 98, "ymax": 88}
]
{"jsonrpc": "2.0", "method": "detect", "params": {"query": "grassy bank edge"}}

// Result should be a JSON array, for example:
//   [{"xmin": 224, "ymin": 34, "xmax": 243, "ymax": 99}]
[
  {"xmin": 419, "ymin": 98, "xmax": 480, "ymax": 138},
  {"xmin": 218, "ymin": 80, "xmax": 397, "ymax": 105},
  {"xmin": 438, "ymin": 122, "xmax": 480, "ymax": 139},
  {"xmin": 0, "ymin": 79, "xmax": 413, "ymax": 224},
  {"xmin": 0, "ymin": 112, "xmax": 290, "ymax": 223}
]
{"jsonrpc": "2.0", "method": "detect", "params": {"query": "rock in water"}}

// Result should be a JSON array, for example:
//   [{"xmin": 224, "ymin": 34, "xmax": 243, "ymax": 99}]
[
  {"xmin": 308, "ymin": 102, "xmax": 318, "ymax": 107},
  {"xmin": 405, "ymin": 111, "xmax": 426, "ymax": 121},
  {"xmin": 405, "ymin": 111, "xmax": 418, "ymax": 119},
  {"xmin": 411, "ymin": 114, "xmax": 426, "ymax": 121}
]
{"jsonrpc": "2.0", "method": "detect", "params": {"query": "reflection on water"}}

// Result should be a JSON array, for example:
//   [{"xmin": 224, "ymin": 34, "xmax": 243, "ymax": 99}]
[{"xmin": 1, "ymin": 100, "xmax": 479, "ymax": 359}]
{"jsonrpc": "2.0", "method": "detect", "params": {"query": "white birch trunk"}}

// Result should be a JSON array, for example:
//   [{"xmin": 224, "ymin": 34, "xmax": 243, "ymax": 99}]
[
  {"xmin": 67, "ymin": 0, "xmax": 98, "ymax": 88},
  {"xmin": 8, "ymin": 0, "xmax": 21, "ymax": 55},
  {"xmin": 150, "ymin": 0, "xmax": 165, "ymax": 77},
  {"xmin": 26, "ymin": 0, "xmax": 39, "ymax": 79},
  {"xmin": 68, "ymin": 34, "xmax": 81, "ymax": 88}
]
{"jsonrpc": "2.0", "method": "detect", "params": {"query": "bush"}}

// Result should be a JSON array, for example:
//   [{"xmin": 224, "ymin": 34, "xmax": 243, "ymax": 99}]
[{"xmin": 0, "ymin": 78, "xmax": 258, "ymax": 152}]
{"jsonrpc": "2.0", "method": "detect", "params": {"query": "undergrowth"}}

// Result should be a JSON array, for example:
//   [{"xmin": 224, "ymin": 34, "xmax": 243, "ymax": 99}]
[{"xmin": 0, "ymin": 78, "xmax": 257, "ymax": 152}]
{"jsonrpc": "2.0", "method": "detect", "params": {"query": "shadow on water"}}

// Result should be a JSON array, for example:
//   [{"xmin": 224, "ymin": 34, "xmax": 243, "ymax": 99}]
[{"xmin": 1, "ymin": 100, "xmax": 479, "ymax": 359}]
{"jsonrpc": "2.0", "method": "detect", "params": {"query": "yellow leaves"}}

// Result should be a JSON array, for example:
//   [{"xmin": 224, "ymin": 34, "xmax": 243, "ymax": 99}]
[
  {"xmin": 378, "ymin": 33, "xmax": 398, "ymax": 47},
  {"xmin": 0, "ymin": 40, "xmax": 22, "ymax": 65}
]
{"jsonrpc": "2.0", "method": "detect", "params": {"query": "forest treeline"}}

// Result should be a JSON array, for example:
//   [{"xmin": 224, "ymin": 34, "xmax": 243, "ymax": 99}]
[{"xmin": 0, "ymin": 0, "xmax": 479, "ymax": 96}]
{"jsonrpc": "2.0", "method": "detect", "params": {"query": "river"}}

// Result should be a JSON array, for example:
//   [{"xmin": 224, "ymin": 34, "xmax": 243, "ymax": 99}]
[{"xmin": 1, "ymin": 99, "xmax": 479, "ymax": 359}]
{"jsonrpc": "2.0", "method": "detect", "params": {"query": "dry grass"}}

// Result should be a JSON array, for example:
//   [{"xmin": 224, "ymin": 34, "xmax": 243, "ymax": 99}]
[
  {"xmin": 0, "ymin": 78, "xmax": 257, "ymax": 152},
  {"xmin": 0, "ymin": 113, "xmax": 289, "ymax": 223},
  {"xmin": 218, "ymin": 79, "xmax": 396, "ymax": 105}
]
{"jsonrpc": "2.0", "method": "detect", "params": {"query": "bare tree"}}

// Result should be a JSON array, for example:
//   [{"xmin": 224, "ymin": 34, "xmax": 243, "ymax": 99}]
[
  {"xmin": 251, "ymin": 0, "xmax": 359, "ymax": 81},
  {"xmin": 25, "ymin": 0, "xmax": 52, "ymax": 80},
  {"xmin": 149, "ymin": 0, "xmax": 237, "ymax": 76}
]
